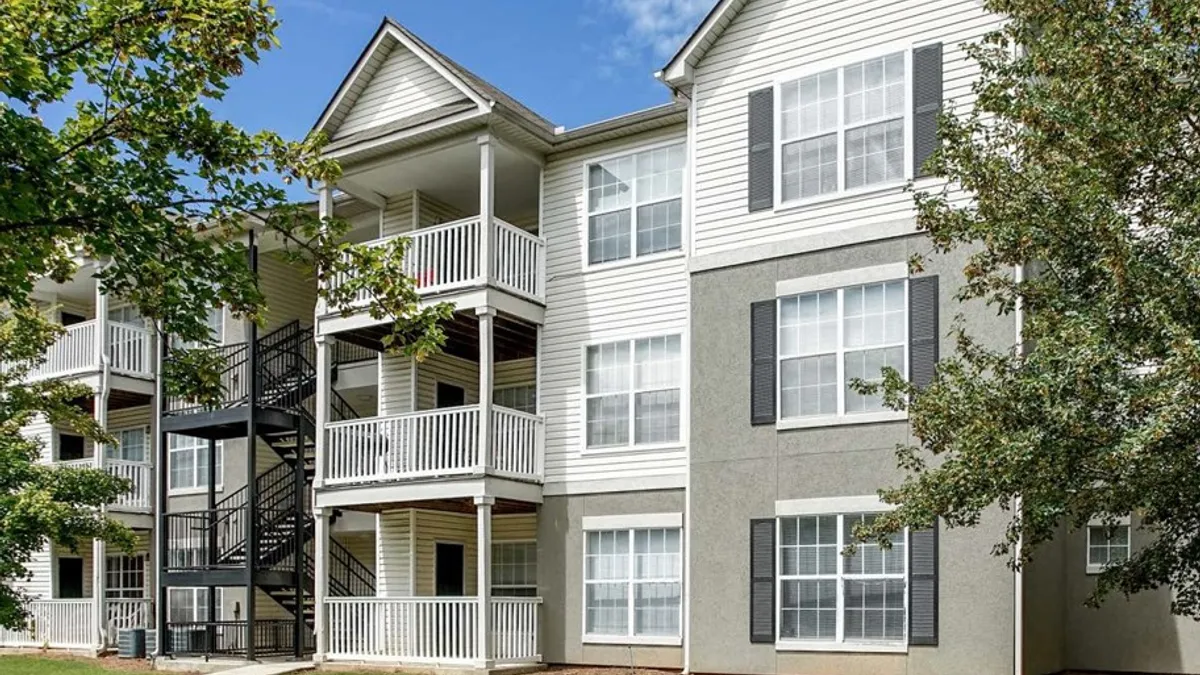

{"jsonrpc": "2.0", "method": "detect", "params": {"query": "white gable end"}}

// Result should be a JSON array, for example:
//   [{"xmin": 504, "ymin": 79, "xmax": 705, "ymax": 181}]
[{"xmin": 334, "ymin": 40, "xmax": 469, "ymax": 140}]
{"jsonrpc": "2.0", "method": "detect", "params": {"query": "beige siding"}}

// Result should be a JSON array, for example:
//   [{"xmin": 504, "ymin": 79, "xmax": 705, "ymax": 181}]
[
  {"xmin": 413, "ymin": 511, "xmax": 476, "ymax": 596},
  {"xmin": 381, "ymin": 192, "xmax": 415, "ymax": 237},
  {"xmin": 338, "ymin": 385, "xmax": 379, "ymax": 418},
  {"xmin": 415, "ymin": 353, "xmax": 480, "ymax": 411},
  {"xmin": 376, "ymin": 510, "xmax": 413, "ymax": 596},
  {"xmin": 260, "ymin": 252, "xmax": 317, "ymax": 331},
  {"xmin": 16, "ymin": 544, "xmax": 53, "ymax": 597},
  {"xmin": 540, "ymin": 127, "xmax": 690, "ymax": 488},
  {"xmin": 495, "ymin": 358, "xmax": 535, "ymax": 389},
  {"xmin": 416, "ymin": 191, "xmax": 468, "ymax": 228},
  {"xmin": 690, "ymin": 0, "xmax": 1001, "ymax": 258},
  {"xmin": 335, "ymin": 42, "xmax": 467, "ymax": 140},
  {"xmin": 334, "ymin": 531, "xmax": 377, "ymax": 577},
  {"xmin": 379, "ymin": 355, "xmax": 415, "ymax": 415},
  {"xmin": 493, "ymin": 514, "xmax": 537, "ymax": 541}
]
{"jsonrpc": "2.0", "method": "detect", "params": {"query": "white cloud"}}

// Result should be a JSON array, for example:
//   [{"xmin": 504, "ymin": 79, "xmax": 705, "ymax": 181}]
[{"xmin": 606, "ymin": 0, "xmax": 710, "ymax": 63}]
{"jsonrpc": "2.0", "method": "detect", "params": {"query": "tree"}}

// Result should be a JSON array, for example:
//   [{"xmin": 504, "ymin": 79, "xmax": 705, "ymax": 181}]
[
  {"xmin": 858, "ymin": 0, "xmax": 1200, "ymax": 615},
  {"xmin": 0, "ymin": 0, "xmax": 450, "ymax": 628}
]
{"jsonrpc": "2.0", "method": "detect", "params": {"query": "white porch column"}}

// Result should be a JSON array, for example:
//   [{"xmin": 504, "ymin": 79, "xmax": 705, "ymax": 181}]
[
  {"xmin": 92, "ymin": 385, "xmax": 108, "ymax": 648},
  {"xmin": 316, "ymin": 183, "xmax": 334, "ymax": 317},
  {"xmin": 478, "ymin": 134, "xmax": 495, "ymax": 284},
  {"xmin": 477, "ymin": 307, "xmax": 495, "ymax": 473},
  {"xmin": 94, "ymin": 283, "xmax": 109, "ymax": 370},
  {"xmin": 314, "ymin": 333, "xmax": 330, "ymax": 489},
  {"xmin": 313, "ymin": 506, "xmax": 331, "ymax": 661},
  {"xmin": 474, "ymin": 495, "xmax": 494, "ymax": 667}
]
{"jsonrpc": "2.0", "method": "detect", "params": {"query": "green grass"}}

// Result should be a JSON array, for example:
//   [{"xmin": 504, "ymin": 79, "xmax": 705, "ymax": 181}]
[{"xmin": 0, "ymin": 655, "xmax": 143, "ymax": 675}]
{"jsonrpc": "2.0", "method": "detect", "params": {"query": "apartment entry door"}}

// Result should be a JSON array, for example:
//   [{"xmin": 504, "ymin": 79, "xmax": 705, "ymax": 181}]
[
  {"xmin": 435, "ymin": 542, "xmax": 465, "ymax": 596},
  {"xmin": 57, "ymin": 557, "xmax": 84, "ymax": 598}
]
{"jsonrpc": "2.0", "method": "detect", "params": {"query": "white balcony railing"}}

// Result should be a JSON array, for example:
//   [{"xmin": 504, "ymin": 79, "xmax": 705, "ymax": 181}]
[
  {"xmin": 325, "ymin": 597, "xmax": 540, "ymax": 665},
  {"xmin": 323, "ymin": 405, "xmax": 542, "ymax": 487},
  {"xmin": 328, "ymin": 217, "xmax": 544, "ymax": 308},
  {"xmin": 105, "ymin": 598, "xmax": 151, "ymax": 643},
  {"xmin": 56, "ymin": 458, "xmax": 152, "ymax": 512},
  {"xmin": 0, "ymin": 599, "xmax": 95, "ymax": 649},
  {"xmin": 15, "ymin": 320, "xmax": 153, "ymax": 382}
]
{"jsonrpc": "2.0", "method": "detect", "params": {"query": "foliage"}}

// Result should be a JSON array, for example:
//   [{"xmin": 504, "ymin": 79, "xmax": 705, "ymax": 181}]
[
  {"xmin": 856, "ymin": 0, "xmax": 1200, "ymax": 614},
  {"xmin": 0, "ymin": 0, "xmax": 450, "ymax": 627}
]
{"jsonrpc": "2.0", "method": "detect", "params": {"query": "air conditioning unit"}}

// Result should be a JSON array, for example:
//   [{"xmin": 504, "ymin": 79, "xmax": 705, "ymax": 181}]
[
  {"xmin": 145, "ymin": 629, "xmax": 157, "ymax": 658},
  {"xmin": 117, "ymin": 628, "xmax": 146, "ymax": 659}
]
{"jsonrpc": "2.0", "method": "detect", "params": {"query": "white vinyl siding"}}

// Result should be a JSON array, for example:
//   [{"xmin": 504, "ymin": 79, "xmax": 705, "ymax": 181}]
[
  {"xmin": 379, "ymin": 355, "xmax": 415, "ymax": 415},
  {"xmin": 335, "ymin": 40, "xmax": 467, "ymax": 139},
  {"xmin": 377, "ymin": 510, "xmax": 414, "ymax": 596},
  {"xmin": 259, "ymin": 252, "xmax": 318, "ymax": 332},
  {"xmin": 691, "ymin": 0, "xmax": 1003, "ymax": 259},
  {"xmin": 542, "ymin": 128, "xmax": 689, "ymax": 490}
]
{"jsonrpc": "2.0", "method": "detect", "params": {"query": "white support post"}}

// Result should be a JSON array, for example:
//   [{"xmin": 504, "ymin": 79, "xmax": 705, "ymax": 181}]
[
  {"xmin": 313, "ymin": 506, "xmax": 331, "ymax": 661},
  {"xmin": 535, "ymin": 324, "xmax": 544, "ymax": 479},
  {"xmin": 477, "ymin": 307, "xmax": 495, "ymax": 473},
  {"xmin": 93, "ymin": 537, "xmax": 106, "ymax": 648},
  {"xmin": 478, "ymin": 134, "xmax": 495, "ymax": 284},
  {"xmin": 95, "ymin": 283, "xmax": 109, "ymax": 371},
  {"xmin": 316, "ymin": 184, "xmax": 335, "ymax": 317},
  {"xmin": 314, "ymin": 334, "xmax": 330, "ymax": 489},
  {"xmin": 474, "ymin": 495, "xmax": 494, "ymax": 668}
]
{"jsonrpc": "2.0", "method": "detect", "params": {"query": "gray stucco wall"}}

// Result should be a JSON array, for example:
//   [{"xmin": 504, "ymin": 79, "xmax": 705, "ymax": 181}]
[
  {"xmin": 538, "ymin": 489, "xmax": 685, "ymax": 668},
  {"xmin": 689, "ymin": 237, "xmax": 1016, "ymax": 675},
  {"xmin": 1021, "ymin": 524, "xmax": 1066, "ymax": 675}
]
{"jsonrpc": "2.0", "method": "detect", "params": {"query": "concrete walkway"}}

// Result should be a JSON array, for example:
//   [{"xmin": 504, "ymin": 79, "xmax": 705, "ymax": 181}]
[{"xmin": 198, "ymin": 663, "xmax": 314, "ymax": 675}]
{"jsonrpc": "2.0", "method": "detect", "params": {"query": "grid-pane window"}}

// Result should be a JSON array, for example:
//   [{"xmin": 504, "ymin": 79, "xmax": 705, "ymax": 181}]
[
  {"xmin": 1087, "ymin": 523, "xmax": 1130, "ymax": 573},
  {"xmin": 779, "ymin": 513, "xmax": 906, "ymax": 645},
  {"xmin": 586, "ymin": 144, "xmax": 685, "ymax": 264},
  {"xmin": 105, "ymin": 555, "xmax": 146, "ymax": 599},
  {"xmin": 172, "ymin": 307, "xmax": 223, "ymax": 350},
  {"xmin": 585, "ymin": 527, "xmax": 682, "ymax": 639},
  {"xmin": 167, "ymin": 588, "xmax": 223, "ymax": 623},
  {"xmin": 779, "ymin": 280, "xmax": 906, "ymax": 419},
  {"xmin": 108, "ymin": 426, "xmax": 148, "ymax": 462},
  {"xmin": 168, "ymin": 435, "xmax": 222, "ymax": 491},
  {"xmin": 493, "ymin": 542, "xmax": 538, "ymax": 597},
  {"xmin": 780, "ymin": 52, "xmax": 907, "ymax": 203},
  {"xmin": 107, "ymin": 305, "xmax": 145, "ymax": 327},
  {"xmin": 586, "ymin": 335, "xmax": 682, "ymax": 449},
  {"xmin": 495, "ymin": 385, "xmax": 537, "ymax": 414}
]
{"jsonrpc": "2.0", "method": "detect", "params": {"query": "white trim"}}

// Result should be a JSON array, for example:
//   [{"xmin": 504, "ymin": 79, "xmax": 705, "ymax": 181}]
[
  {"xmin": 776, "ymin": 495, "xmax": 894, "ymax": 517},
  {"xmin": 777, "ymin": 411, "xmax": 907, "ymax": 430},
  {"xmin": 659, "ymin": 0, "xmax": 743, "ymax": 85},
  {"xmin": 775, "ymin": 640, "xmax": 906, "ymax": 653},
  {"xmin": 581, "ymin": 522, "xmax": 684, "ymax": 644},
  {"xmin": 1085, "ymin": 516, "xmax": 1131, "ymax": 575},
  {"xmin": 582, "ymin": 512, "xmax": 683, "ymax": 531},
  {"xmin": 542, "ymin": 473, "xmax": 686, "ymax": 496},
  {"xmin": 583, "ymin": 634, "xmax": 683, "ymax": 647},
  {"xmin": 1088, "ymin": 515, "xmax": 1131, "ymax": 527},
  {"xmin": 580, "ymin": 332, "xmax": 685, "ymax": 453},
  {"xmin": 581, "ymin": 137, "xmax": 687, "ymax": 271},
  {"xmin": 773, "ymin": 43, "xmax": 914, "ymax": 211},
  {"xmin": 167, "ymin": 486, "xmax": 224, "ymax": 498},
  {"xmin": 776, "ymin": 263, "xmax": 908, "ymax": 298},
  {"xmin": 688, "ymin": 219, "xmax": 917, "ymax": 274}
]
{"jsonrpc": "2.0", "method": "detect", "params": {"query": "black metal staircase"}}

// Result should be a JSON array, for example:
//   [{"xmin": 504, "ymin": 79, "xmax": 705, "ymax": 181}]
[{"xmin": 159, "ymin": 320, "xmax": 374, "ymax": 659}]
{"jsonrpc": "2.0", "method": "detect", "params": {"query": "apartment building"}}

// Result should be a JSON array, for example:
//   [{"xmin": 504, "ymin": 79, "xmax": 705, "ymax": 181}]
[{"xmin": 4, "ymin": 1, "xmax": 1200, "ymax": 674}]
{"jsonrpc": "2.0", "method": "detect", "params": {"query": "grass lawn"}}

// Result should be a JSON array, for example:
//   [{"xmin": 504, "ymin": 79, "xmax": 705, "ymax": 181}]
[{"xmin": 0, "ymin": 655, "xmax": 154, "ymax": 675}]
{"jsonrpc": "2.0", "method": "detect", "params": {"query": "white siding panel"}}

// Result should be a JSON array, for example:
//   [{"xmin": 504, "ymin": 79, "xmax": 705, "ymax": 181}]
[
  {"xmin": 335, "ymin": 43, "xmax": 468, "ymax": 140},
  {"xmin": 691, "ymin": 0, "xmax": 1003, "ymax": 257},
  {"xmin": 334, "ymin": 531, "xmax": 377, "ymax": 577},
  {"xmin": 381, "ymin": 193, "xmax": 415, "ymax": 237},
  {"xmin": 540, "ymin": 128, "xmax": 690, "ymax": 488},
  {"xmin": 260, "ymin": 253, "xmax": 317, "ymax": 331},
  {"xmin": 376, "ymin": 510, "xmax": 413, "ymax": 596},
  {"xmin": 24, "ymin": 414, "xmax": 54, "ymax": 464},
  {"xmin": 413, "ymin": 511, "xmax": 475, "ymax": 597},
  {"xmin": 493, "ymin": 514, "xmax": 537, "ymax": 541},
  {"xmin": 495, "ymin": 358, "xmax": 535, "ymax": 388},
  {"xmin": 14, "ymin": 543, "xmax": 53, "ymax": 598},
  {"xmin": 416, "ymin": 191, "xmax": 468, "ymax": 228},
  {"xmin": 379, "ymin": 356, "xmax": 414, "ymax": 415}
]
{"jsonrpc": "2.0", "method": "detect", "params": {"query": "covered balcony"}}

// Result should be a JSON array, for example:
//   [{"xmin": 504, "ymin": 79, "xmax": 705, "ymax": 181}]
[
  {"xmin": 23, "ymin": 319, "xmax": 154, "ymax": 382},
  {"xmin": 57, "ymin": 457, "xmax": 153, "ymax": 514}
]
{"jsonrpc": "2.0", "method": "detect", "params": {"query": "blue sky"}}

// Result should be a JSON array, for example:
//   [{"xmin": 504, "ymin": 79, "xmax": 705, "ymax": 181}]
[{"xmin": 218, "ymin": 0, "xmax": 711, "ymax": 142}]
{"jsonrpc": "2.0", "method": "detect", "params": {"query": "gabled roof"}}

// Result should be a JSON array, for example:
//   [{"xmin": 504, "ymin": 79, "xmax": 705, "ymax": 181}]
[
  {"xmin": 312, "ymin": 18, "xmax": 556, "ymax": 143},
  {"xmin": 658, "ymin": 0, "xmax": 749, "ymax": 86}
]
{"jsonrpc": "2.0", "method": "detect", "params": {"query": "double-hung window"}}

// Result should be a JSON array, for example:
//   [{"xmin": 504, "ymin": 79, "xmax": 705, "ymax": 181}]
[
  {"xmin": 167, "ymin": 587, "xmax": 223, "ymax": 623},
  {"xmin": 105, "ymin": 555, "xmax": 146, "ymax": 599},
  {"xmin": 1086, "ymin": 517, "xmax": 1131, "ymax": 574},
  {"xmin": 778, "ymin": 51, "xmax": 909, "ymax": 204},
  {"xmin": 778, "ymin": 513, "xmax": 906, "ymax": 646},
  {"xmin": 107, "ymin": 426, "xmax": 148, "ymax": 462},
  {"xmin": 586, "ymin": 143, "xmax": 685, "ymax": 265},
  {"xmin": 172, "ymin": 307, "xmax": 223, "ymax": 350},
  {"xmin": 779, "ymin": 279, "xmax": 906, "ymax": 420},
  {"xmin": 168, "ymin": 434, "xmax": 222, "ymax": 492},
  {"xmin": 584, "ymin": 527, "xmax": 682, "ymax": 640},
  {"xmin": 492, "ymin": 541, "xmax": 538, "ymax": 597},
  {"xmin": 585, "ymin": 335, "xmax": 682, "ymax": 449}
]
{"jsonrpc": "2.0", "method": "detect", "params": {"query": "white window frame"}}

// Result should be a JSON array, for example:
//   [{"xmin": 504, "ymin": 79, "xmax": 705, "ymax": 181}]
[
  {"xmin": 166, "ymin": 587, "xmax": 224, "ymax": 623},
  {"xmin": 581, "ymin": 332, "xmax": 685, "ymax": 452},
  {"xmin": 581, "ymin": 515, "xmax": 684, "ymax": 646},
  {"xmin": 494, "ymin": 383, "xmax": 537, "ymax": 414},
  {"xmin": 582, "ymin": 139, "xmax": 687, "ymax": 270},
  {"xmin": 776, "ymin": 266, "xmax": 909, "ymax": 429},
  {"xmin": 775, "ymin": 496, "xmax": 907, "ymax": 653},
  {"xmin": 492, "ymin": 539, "xmax": 538, "ymax": 597},
  {"xmin": 1086, "ymin": 515, "xmax": 1132, "ymax": 575},
  {"xmin": 773, "ymin": 44, "xmax": 915, "ymax": 211},
  {"xmin": 108, "ymin": 425, "xmax": 149, "ymax": 462},
  {"xmin": 167, "ymin": 435, "xmax": 223, "ymax": 496},
  {"xmin": 104, "ymin": 554, "xmax": 146, "ymax": 599},
  {"xmin": 106, "ymin": 304, "xmax": 145, "ymax": 327}
]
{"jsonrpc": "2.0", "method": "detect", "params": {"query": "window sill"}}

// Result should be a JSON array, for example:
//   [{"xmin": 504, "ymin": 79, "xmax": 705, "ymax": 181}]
[
  {"xmin": 583, "ymin": 634, "xmax": 682, "ymax": 647},
  {"xmin": 1086, "ymin": 565, "xmax": 1113, "ymax": 575},
  {"xmin": 776, "ymin": 640, "xmax": 907, "ymax": 654},
  {"xmin": 582, "ymin": 250, "xmax": 685, "ymax": 274},
  {"xmin": 168, "ymin": 486, "xmax": 223, "ymax": 497},
  {"xmin": 580, "ymin": 442, "xmax": 685, "ymax": 457},
  {"xmin": 776, "ymin": 411, "xmax": 907, "ymax": 430},
  {"xmin": 774, "ymin": 181, "xmax": 908, "ymax": 215}
]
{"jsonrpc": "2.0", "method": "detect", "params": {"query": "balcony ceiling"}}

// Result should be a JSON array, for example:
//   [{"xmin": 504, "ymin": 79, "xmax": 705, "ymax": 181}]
[{"xmin": 343, "ymin": 139, "xmax": 539, "ymax": 222}]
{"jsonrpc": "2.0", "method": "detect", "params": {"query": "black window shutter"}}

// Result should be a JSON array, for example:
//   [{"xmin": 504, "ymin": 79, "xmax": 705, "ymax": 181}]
[
  {"xmin": 912, "ymin": 43, "xmax": 944, "ymax": 177},
  {"xmin": 750, "ymin": 300, "xmax": 777, "ymax": 425},
  {"xmin": 747, "ymin": 87, "xmax": 774, "ymax": 212},
  {"xmin": 909, "ymin": 520, "xmax": 939, "ymax": 645},
  {"xmin": 749, "ymin": 518, "xmax": 776, "ymax": 643},
  {"xmin": 908, "ymin": 275, "xmax": 939, "ymax": 389}
]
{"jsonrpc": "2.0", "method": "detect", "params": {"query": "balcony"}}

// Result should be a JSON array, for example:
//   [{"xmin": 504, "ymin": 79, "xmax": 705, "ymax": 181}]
[
  {"xmin": 323, "ymin": 405, "xmax": 542, "ymax": 488},
  {"xmin": 324, "ymin": 597, "xmax": 541, "ymax": 665},
  {"xmin": 16, "ymin": 320, "xmax": 154, "ymax": 382},
  {"xmin": 58, "ymin": 458, "xmax": 153, "ymax": 513},
  {"xmin": 327, "ymin": 216, "xmax": 545, "ymax": 310}
]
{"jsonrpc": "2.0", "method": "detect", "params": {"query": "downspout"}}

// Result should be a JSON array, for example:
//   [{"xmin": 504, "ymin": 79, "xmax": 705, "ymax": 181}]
[
  {"xmin": 680, "ymin": 78, "xmax": 697, "ymax": 675},
  {"xmin": 1013, "ymin": 262, "xmax": 1025, "ymax": 675}
]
